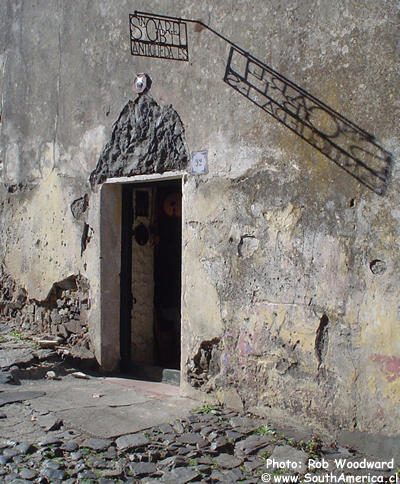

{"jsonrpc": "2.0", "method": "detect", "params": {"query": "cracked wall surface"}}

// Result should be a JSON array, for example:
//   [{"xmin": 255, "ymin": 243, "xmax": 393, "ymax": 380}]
[
  {"xmin": 0, "ymin": 0, "xmax": 399, "ymax": 453},
  {"xmin": 182, "ymin": 169, "xmax": 400, "ymax": 447},
  {"xmin": 0, "ymin": 264, "xmax": 93, "ymax": 357},
  {"xmin": 90, "ymin": 96, "xmax": 189, "ymax": 186}
]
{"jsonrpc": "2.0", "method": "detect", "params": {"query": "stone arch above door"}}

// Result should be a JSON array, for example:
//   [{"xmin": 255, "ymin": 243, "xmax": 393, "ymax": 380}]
[{"xmin": 90, "ymin": 95, "xmax": 189, "ymax": 187}]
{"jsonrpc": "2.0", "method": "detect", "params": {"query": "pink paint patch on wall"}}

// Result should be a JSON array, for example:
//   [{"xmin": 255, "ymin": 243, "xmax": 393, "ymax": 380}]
[
  {"xmin": 237, "ymin": 331, "xmax": 252, "ymax": 356},
  {"xmin": 370, "ymin": 354, "xmax": 400, "ymax": 382}
]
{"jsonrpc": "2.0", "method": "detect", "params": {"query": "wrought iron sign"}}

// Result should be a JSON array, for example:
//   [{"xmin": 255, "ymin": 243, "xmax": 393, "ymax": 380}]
[
  {"xmin": 128, "ymin": 11, "xmax": 392, "ymax": 194},
  {"xmin": 223, "ymin": 47, "xmax": 391, "ymax": 194},
  {"xmin": 129, "ymin": 12, "xmax": 189, "ymax": 61}
]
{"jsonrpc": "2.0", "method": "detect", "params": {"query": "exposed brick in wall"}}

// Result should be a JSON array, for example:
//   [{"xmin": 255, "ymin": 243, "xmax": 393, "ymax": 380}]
[{"xmin": 0, "ymin": 264, "xmax": 93, "ymax": 357}]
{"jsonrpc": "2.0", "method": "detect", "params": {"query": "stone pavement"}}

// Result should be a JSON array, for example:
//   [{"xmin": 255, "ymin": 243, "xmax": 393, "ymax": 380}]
[{"xmin": 0, "ymin": 324, "xmax": 399, "ymax": 483}]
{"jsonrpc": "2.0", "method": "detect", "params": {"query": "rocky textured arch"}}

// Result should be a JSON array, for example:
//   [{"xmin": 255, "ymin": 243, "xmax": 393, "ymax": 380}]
[{"xmin": 90, "ymin": 95, "xmax": 189, "ymax": 187}]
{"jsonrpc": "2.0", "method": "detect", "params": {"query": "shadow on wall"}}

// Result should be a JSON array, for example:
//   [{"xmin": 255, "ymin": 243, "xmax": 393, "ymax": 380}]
[
  {"xmin": 223, "ymin": 47, "xmax": 392, "ymax": 195},
  {"xmin": 129, "ymin": 12, "xmax": 392, "ymax": 196}
]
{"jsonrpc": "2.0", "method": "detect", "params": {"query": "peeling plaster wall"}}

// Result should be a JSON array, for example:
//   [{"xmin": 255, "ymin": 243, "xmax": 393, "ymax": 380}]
[{"xmin": 0, "ymin": 0, "xmax": 400, "ymax": 450}]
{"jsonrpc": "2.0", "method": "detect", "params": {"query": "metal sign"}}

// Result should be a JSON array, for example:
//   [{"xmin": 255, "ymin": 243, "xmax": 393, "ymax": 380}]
[
  {"xmin": 126, "ymin": 11, "xmax": 391, "ymax": 194},
  {"xmin": 224, "ymin": 46, "xmax": 391, "ymax": 194},
  {"xmin": 129, "ymin": 12, "xmax": 189, "ymax": 61}
]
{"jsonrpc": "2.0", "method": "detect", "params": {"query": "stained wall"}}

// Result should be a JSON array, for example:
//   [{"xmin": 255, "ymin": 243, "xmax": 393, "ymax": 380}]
[{"xmin": 0, "ymin": 0, "xmax": 399, "ymax": 456}]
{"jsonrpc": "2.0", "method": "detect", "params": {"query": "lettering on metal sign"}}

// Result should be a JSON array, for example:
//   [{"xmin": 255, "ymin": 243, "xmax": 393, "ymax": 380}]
[
  {"xmin": 127, "ymin": 11, "xmax": 392, "ymax": 193},
  {"xmin": 224, "ymin": 46, "xmax": 391, "ymax": 195},
  {"xmin": 129, "ymin": 13, "xmax": 189, "ymax": 61}
]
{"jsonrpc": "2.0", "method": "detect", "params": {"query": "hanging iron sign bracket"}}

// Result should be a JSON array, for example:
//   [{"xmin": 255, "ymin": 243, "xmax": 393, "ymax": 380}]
[
  {"xmin": 128, "ymin": 10, "xmax": 392, "ymax": 195},
  {"xmin": 130, "ymin": 12, "xmax": 190, "ymax": 61},
  {"xmin": 130, "ymin": 11, "xmax": 247, "ymax": 62}
]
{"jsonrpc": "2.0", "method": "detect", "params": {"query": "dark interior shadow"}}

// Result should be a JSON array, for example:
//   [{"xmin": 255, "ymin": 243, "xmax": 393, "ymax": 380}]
[{"xmin": 130, "ymin": 11, "xmax": 392, "ymax": 195}]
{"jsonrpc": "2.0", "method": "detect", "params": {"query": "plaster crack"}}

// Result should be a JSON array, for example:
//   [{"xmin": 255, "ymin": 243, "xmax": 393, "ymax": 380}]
[{"xmin": 253, "ymin": 299, "xmax": 309, "ymax": 308}]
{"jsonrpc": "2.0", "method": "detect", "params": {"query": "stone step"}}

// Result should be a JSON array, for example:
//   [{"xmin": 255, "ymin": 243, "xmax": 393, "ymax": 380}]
[{"xmin": 128, "ymin": 362, "xmax": 180, "ymax": 386}]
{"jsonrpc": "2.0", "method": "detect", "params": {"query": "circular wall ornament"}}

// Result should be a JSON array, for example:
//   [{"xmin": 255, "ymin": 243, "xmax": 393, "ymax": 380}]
[{"xmin": 134, "ymin": 73, "xmax": 151, "ymax": 94}]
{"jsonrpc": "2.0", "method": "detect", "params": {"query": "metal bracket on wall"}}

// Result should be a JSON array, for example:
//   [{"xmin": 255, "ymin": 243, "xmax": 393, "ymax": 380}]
[
  {"xmin": 129, "ymin": 10, "xmax": 392, "ymax": 195},
  {"xmin": 130, "ymin": 10, "xmax": 248, "ymax": 61}
]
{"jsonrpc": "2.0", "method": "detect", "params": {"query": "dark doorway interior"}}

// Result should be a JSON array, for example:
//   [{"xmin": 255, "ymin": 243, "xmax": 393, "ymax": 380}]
[
  {"xmin": 120, "ymin": 179, "xmax": 182, "ymax": 375},
  {"xmin": 153, "ymin": 182, "xmax": 182, "ymax": 369}
]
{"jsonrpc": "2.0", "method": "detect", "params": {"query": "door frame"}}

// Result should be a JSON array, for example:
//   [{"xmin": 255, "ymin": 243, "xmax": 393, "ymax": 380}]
[{"xmin": 99, "ymin": 172, "xmax": 184, "ymax": 372}]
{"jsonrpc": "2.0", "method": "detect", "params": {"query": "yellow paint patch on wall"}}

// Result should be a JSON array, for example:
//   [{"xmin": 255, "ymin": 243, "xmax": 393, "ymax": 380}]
[
  {"xmin": 183, "ymin": 241, "xmax": 223, "ymax": 340},
  {"xmin": 314, "ymin": 235, "xmax": 349, "ymax": 312},
  {"xmin": 4, "ymin": 171, "xmax": 83, "ymax": 300},
  {"xmin": 184, "ymin": 178, "xmax": 231, "ymax": 224},
  {"xmin": 381, "ymin": 378, "xmax": 400, "ymax": 402},
  {"xmin": 359, "ymin": 294, "xmax": 399, "ymax": 355},
  {"xmin": 263, "ymin": 203, "xmax": 303, "ymax": 244},
  {"xmin": 279, "ymin": 326, "xmax": 316, "ymax": 355}
]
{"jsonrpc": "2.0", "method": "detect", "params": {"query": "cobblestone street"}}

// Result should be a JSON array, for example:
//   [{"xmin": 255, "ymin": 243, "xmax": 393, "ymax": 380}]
[
  {"xmin": 1, "ymin": 0, "xmax": 399, "ymax": 480},
  {"xmin": 0, "ymin": 325, "xmax": 398, "ymax": 483},
  {"xmin": 1, "ymin": 403, "xmax": 398, "ymax": 483}
]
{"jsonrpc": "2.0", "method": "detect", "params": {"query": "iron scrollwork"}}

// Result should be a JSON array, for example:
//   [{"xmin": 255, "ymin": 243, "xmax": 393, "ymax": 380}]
[
  {"xmin": 128, "ymin": 11, "xmax": 392, "ymax": 194},
  {"xmin": 129, "ymin": 12, "xmax": 189, "ymax": 61},
  {"xmin": 224, "ymin": 47, "xmax": 391, "ymax": 195}
]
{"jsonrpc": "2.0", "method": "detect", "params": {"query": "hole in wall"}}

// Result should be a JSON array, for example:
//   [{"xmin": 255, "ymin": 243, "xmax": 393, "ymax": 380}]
[
  {"xmin": 369, "ymin": 259, "xmax": 387, "ymax": 275},
  {"xmin": 315, "ymin": 314, "xmax": 329, "ymax": 368},
  {"xmin": 187, "ymin": 338, "xmax": 221, "ymax": 389}
]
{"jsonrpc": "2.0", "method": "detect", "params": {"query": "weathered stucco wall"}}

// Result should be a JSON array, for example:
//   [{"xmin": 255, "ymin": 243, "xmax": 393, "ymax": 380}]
[{"xmin": 1, "ymin": 0, "xmax": 399, "ymax": 452}]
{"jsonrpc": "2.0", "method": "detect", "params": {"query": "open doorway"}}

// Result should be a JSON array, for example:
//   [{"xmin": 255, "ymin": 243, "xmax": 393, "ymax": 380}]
[{"xmin": 120, "ymin": 179, "xmax": 182, "ymax": 376}]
